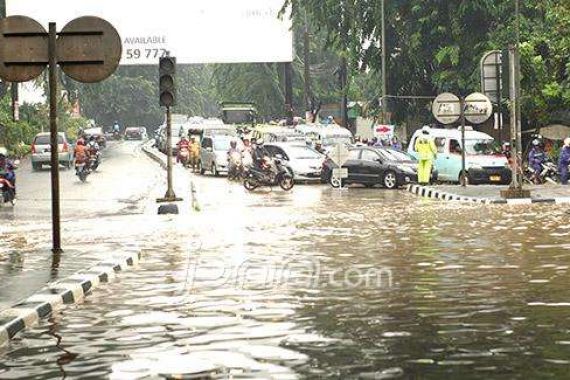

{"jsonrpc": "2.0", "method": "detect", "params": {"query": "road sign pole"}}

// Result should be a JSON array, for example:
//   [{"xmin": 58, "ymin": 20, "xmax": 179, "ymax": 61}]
[
  {"xmin": 460, "ymin": 96, "xmax": 466, "ymax": 187},
  {"xmin": 48, "ymin": 22, "xmax": 62, "ymax": 253}
]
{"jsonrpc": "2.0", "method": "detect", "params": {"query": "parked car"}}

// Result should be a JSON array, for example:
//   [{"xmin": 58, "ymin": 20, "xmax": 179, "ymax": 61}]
[
  {"xmin": 31, "ymin": 132, "xmax": 74, "ymax": 170},
  {"xmin": 264, "ymin": 143, "xmax": 325, "ymax": 182},
  {"xmin": 407, "ymin": 126, "xmax": 511, "ymax": 185},
  {"xmin": 321, "ymin": 146, "xmax": 420, "ymax": 189},
  {"xmin": 199, "ymin": 135, "xmax": 243, "ymax": 176}
]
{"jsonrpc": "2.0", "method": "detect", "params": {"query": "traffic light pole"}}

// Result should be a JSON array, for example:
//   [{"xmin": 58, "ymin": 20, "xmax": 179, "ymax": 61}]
[{"xmin": 165, "ymin": 105, "xmax": 176, "ymax": 200}]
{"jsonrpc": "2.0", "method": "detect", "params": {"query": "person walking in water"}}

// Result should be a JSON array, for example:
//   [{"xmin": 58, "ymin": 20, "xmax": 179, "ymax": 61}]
[
  {"xmin": 414, "ymin": 126, "xmax": 437, "ymax": 185},
  {"xmin": 558, "ymin": 138, "xmax": 570, "ymax": 185}
]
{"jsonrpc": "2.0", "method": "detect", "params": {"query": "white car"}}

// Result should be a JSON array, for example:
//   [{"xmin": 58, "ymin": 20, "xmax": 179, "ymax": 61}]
[{"xmin": 265, "ymin": 143, "xmax": 325, "ymax": 182}]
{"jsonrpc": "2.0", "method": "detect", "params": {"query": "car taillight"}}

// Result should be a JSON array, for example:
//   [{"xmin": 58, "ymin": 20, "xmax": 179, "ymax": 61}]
[
  {"xmin": 63, "ymin": 142, "xmax": 69, "ymax": 152},
  {"xmin": 31, "ymin": 144, "xmax": 36, "ymax": 154}
]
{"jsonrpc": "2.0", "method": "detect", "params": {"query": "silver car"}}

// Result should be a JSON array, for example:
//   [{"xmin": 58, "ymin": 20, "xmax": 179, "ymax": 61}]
[
  {"xmin": 31, "ymin": 132, "xmax": 74, "ymax": 170},
  {"xmin": 199, "ymin": 135, "xmax": 243, "ymax": 176}
]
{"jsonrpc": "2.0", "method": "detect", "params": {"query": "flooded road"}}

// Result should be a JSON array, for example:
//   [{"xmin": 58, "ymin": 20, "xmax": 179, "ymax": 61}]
[{"xmin": 2, "ymin": 151, "xmax": 570, "ymax": 379}]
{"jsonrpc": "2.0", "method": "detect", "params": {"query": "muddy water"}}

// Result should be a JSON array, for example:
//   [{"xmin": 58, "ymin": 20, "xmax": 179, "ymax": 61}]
[{"xmin": 1, "ymin": 183, "xmax": 570, "ymax": 379}]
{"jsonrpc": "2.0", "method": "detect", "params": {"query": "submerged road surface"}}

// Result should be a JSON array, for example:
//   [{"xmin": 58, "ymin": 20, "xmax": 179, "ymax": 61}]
[{"xmin": 1, "ymin": 146, "xmax": 570, "ymax": 379}]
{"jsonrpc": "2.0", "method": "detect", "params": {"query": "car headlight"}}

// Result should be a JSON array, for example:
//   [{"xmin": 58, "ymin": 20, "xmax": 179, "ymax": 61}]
[{"xmin": 398, "ymin": 165, "xmax": 415, "ymax": 174}]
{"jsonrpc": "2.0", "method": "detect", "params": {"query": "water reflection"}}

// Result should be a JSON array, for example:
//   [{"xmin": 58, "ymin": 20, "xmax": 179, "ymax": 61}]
[{"xmin": 1, "ymin": 185, "xmax": 570, "ymax": 379}]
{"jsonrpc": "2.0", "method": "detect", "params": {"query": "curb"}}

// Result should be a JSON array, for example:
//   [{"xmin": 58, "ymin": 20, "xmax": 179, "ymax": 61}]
[
  {"xmin": 406, "ymin": 184, "xmax": 570, "ymax": 205},
  {"xmin": 142, "ymin": 142, "xmax": 167, "ymax": 170},
  {"xmin": 0, "ymin": 249, "xmax": 141, "ymax": 347}
]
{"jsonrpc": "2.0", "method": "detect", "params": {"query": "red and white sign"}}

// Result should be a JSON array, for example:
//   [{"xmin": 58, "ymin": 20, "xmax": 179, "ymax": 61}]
[{"xmin": 374, "ymin": 124, "xmax": 394, "ymax": 140}]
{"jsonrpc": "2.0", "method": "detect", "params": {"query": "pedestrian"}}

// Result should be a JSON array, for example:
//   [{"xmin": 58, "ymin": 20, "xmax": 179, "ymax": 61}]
[
  {"xmin": 391, "ymin": 137, "xmax": 403, "ymax": 151},
  {"xmin": 414, "ymin": 126, "xmax": 437, "ymax": 185},
  {"xmin": 558, "ymin": 138, "xmax": 570, "ymax": 185}
]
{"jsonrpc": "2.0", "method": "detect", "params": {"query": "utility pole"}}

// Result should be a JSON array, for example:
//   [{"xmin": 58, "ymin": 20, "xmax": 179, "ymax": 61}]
[
  {"xmin": 284, "ymin": 62, "xmax": 294, "ymax": 125},
  {"xmin": 303, "ymin": 9, "xmax": 312, "ymax": 122},
  {"xmin": 502, "ymin": 0, "xmax": 529, "ymax": 198},
  {"xmin": 381, "ymin": 0, "xmax": 387, "ymax": 123}
]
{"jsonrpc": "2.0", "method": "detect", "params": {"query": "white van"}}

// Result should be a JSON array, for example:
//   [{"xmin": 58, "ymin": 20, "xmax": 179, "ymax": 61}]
[{"xmin": 407, "ymin": 127, "xmax": 511, "ymax": 184}]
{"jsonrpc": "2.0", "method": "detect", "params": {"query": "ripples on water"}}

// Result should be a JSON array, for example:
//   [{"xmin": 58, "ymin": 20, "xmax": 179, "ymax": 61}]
[{"xmin": 1, "ymin": 186, "xmax": 570, "ymax": 379}]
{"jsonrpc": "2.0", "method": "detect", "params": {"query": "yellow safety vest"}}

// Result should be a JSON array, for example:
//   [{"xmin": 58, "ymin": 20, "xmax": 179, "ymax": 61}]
[{"xmin": 415, "ymin": 137, "xmax": 437, "ymax": 160}]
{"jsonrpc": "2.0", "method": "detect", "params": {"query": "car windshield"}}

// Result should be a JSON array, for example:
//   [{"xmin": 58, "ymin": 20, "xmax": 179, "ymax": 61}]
[
  {"xmin": 382, "ymin": 149, "xmax": 415, "ymax": 162},
  {"xmin": 34, "ymin": 135, "xmax": 63, "ymax": 144},
  {"xmin": 465, "ymin": 139, "xmax": 498, "ymax": 155},
  {"xmin": 286, "ymin": 146, "xmax": 322, "ymax": 159},
  {"xmin": 322, "ymin": 136, "xmax": 353, "ymax": 146},
  {"xmin": 214, "ymin": 139, "xmax": 240, "ymax": 151}
]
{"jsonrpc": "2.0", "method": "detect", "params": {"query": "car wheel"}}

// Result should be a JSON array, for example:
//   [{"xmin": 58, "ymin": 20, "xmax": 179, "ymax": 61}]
[
  {"xmin": 212, "ymin": 164, "xmax": 219, "ymax": 177},
  {"xmin": 199, "ymin": 161, "xmax": 205, "ymax": 175},
  {"xmin": 383, "ymin": 171, "xmax": 398, "ymax": 189},
  {"xmin": 32, "ymin": 162, "xmax": 41, "ymax": 171}
]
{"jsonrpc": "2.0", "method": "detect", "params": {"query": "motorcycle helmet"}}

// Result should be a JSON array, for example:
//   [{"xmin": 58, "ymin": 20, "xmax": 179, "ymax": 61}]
[
  {"xmin": 256, "ymin": 138, "xmax": 264, "ymax": 146},
  {"xmin": 421, "ymin": 125, "xmax": 431, "ymax": 135},
  {"xmin": 76, "ymin": 139, "xmax": 85, "ymax": 146},
  {"xmin": 230, "ymin": 140, "xmax": 237, "ymax": 148},
  {"xmin": 532, "ymin": 139, "xmax": 540, "ymax": 146}
]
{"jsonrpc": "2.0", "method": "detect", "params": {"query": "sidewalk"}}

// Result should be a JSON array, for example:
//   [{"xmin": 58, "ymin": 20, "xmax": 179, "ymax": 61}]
[{"xmin": 407, "ymin": 184, "xmax": 570, "ymax": 204}]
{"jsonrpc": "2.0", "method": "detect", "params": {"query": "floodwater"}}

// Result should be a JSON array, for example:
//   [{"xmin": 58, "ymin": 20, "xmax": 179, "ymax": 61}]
[{"xmin": 2, "ymin": 152, "xmax": 570, "ymax": 379}]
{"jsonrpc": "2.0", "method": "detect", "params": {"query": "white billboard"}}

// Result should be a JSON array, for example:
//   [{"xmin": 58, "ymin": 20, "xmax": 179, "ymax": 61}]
[{"xmin": 6, "ymin": 0, "xmax": 293, "ymax": 65}]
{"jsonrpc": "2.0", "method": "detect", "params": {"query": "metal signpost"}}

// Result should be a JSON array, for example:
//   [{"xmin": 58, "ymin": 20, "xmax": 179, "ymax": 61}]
[
  {"xmin": 481, "ymin": 50, "xmax": 504, "ymax": 141},
  {"xmin": 330, "ymin": 143, "xmax": 349, "ymax": 189},
  {"xmin": 432, "ymin": 92, "xmax": 493, "ymax": 187},
  {"xmin": 0, "ymin": 15, "xmax": 121, "ymax": 253}
]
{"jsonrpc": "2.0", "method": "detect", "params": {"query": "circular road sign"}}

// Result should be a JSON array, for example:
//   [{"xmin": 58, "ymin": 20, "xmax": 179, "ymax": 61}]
[
  {"xmin": 58, "ymin": 16, "xmax": 122, "ymax": 83},
  {"xmin": 465, "ymin": 92, "xmax": 493, "ymax": 124},
  {"xmin": 0, "ymin": 16, "xmax": 48, "ymax": 83},
  {"xmin": 432, "ymin": 92, "xmax": 461, "ymax": 125}
]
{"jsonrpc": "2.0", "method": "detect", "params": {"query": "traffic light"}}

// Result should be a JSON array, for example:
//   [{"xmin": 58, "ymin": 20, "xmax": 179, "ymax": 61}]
[{"xmin": 159, "ymin": 56, "xmax": 176, "ymax": 107}]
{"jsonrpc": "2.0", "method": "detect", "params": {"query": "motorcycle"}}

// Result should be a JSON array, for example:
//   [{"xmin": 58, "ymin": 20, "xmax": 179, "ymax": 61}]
[
  {"xmin": 524, "ymin": 160, "xmax": 559, "ymax": 185},
  {"xmin": 88, "ymin": 148, "xmax": 100, "ymax": 171},
  {"xmin": 0, "ymin": 179, "xmax": 15, "ymax": 206},
  {"xmin": 178, "ymin": 147, "xmax": 190, "ymax": 168},
  {"xmin": 112, "ymin": 131, "xmax": 121, "ymax": 140},
  {"xmin": 243, "ymin": 156, "xmax": 294, "ymax": 191},
  {"xmin": 75, "ymin": 159, "xmax": 90, "ymax": 182},
  {"xmin": 0, "ymin": 160, "xmax": 18, "ymax": 206},
  {"xmin": 228, "ymin": 151, "xmax": 243, "ymax": 181}
]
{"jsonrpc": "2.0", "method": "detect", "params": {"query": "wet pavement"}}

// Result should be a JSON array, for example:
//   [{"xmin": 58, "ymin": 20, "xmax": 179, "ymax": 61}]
[
  {"xmin": 2, "ymin": 145, "xmax": 570, "ymax": 379},
  {"xmin": 431, "ymin": 184, "xmax": 570, "ymax": 201}
]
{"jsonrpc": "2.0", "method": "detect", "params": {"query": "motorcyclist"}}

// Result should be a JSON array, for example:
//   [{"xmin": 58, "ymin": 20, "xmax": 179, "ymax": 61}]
[
  {"xmin": 74, "ymin": 139, "xmax": 89, "ymax": 173},
  {"xmin": 188, "ymin": 137, "xmax": 200, "ymax": 172},
  {"xmin": 314, "ymin": 141, "xmax": 325, "ymax": 154},
  {"xmin": 0, "ymin": 148, "xmax": 16, "ymax": 193},
  {"xmin": 252, "ymin": 138, "xmax": 271, "ymax": 173},
  {"xmin": 558, "ymin": 138, "xmax": 570, "ymax": 185},
  {"xmin": 227, "ymin": 140, "xmax": 242, "ymax": 179},
  {"xmin": 242, "ymin": 138, "xmax": 253, "ymax": 168},
  {"xmin": 528, "ymin": 139, "xmax": 546, "ymax": 183},
  {"xmin": 176, "ymin": 135, "xmax": 190, "ymax": 163}
]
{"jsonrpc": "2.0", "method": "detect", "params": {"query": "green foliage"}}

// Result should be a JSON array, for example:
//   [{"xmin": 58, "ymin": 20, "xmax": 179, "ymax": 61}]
[{"xmin": 283, "ymin": 0, "xmax": 570, "ymax": 127}]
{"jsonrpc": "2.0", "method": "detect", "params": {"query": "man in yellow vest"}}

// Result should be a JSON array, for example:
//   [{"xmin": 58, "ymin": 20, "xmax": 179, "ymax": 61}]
[{"xmin": 414, "ymin": 126, "xmax": 438, "ymax": 185}]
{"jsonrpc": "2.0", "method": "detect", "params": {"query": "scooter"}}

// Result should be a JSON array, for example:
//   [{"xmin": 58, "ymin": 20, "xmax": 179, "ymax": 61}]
[
  {"xmin": 0, "ymin": 179, "xmax": 15, "ymax": 206},
  {"xmin": 243, "ymin": 157, "xmax": 294, "ymax": 191},
  {"xmin": 524, "ymin": 160, "xmax": 559, "ymax": 185},
  {"xmin": 75, "ymin": 159, "xmax": 90, "ymax": 182},
  {"xmin": 178, "ymin": 147, "xmax": 190, "ymax": 168}
]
